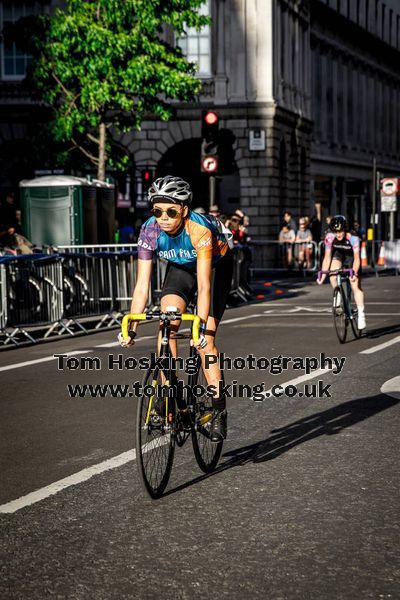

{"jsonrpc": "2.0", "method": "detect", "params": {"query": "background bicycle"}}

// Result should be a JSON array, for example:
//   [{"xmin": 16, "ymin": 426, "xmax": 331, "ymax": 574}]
[{"xmin": 318, "ymin": 268, "xmax": 362, "ymax": 344}]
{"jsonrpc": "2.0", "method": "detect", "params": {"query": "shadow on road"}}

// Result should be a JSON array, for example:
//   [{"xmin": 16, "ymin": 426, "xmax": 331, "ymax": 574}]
[{"xmin": 164, "ymin": 393, "xmax": 399, "ymax": 497}]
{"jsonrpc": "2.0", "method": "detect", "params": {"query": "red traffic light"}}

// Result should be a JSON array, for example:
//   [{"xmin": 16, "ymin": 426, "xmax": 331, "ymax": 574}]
[
  {"xmin": 144, "ymin": 170, "xmax": 150, "ymax": 181},
  {"xmin": 204, "ymin": 111, "xmax": 218, "ymax": 126}
]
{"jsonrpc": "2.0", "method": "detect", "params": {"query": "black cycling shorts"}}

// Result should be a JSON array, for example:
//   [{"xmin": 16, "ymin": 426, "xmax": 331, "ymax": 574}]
[
  {"xmin": 331, "ymin": 251, "xmax": 362, "ymax": 277},
  {"xmin": 331, "ymin": 250, "xmax": 353, "ymax": 267},
  {"xmin": 160, "ymin": 250, "xmax": 233, "ymax": 322}
]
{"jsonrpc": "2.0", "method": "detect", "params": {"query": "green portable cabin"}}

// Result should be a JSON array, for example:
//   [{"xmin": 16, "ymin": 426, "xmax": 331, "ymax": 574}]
[{"xmin": 19, "ymin": 175, "xmax": 115, "ymax": 246}]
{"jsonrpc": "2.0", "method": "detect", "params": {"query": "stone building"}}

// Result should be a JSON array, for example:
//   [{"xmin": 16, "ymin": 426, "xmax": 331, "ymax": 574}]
[
  {"xmin": 311, "ymin": 0, "xmax": 400, "ymax": 239},
  {"xmin": 113, "ymin": 0, "xmax": 400, "ymax": 238},
  {"xmin": 1, "ymin": 0, "xmax": 400, "ymax": 238}
]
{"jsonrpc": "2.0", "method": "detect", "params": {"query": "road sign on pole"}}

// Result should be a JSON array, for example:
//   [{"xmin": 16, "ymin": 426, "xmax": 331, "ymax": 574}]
[
  {"xmin": 381, "ymin": 178, "xmax": 398, "ymax": 196},
  {"xmin": 380, "ymin": 178, "xmax": 398, "ymax": 213},
  {"xmin": 201, "ymin": 155, "xmax": 218, "ymax": 173}
]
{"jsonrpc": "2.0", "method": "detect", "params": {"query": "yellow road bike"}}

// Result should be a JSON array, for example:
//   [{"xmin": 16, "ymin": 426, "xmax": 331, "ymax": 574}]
[{"xmin": 121, "ymin": 308, "xmax": 223, "ymax": 499}]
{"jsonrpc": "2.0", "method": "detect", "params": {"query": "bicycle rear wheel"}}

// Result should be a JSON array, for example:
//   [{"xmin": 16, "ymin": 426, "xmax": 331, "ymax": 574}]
[
  {"xmin": 136, "ymin": 367, "xmax": 175, "ymax": 498},
  {"xmin": 333, "ymin": 286, "xmax": 348, "ymax": 343},
  {"xmin": 191, "ymin": 354, "xmax": 223, "ymax": 473}
]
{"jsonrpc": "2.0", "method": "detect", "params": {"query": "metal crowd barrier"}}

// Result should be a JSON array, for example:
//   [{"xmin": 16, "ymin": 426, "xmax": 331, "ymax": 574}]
[
  {"xmin": 0, "ymin": 254, "xmax": 63, "ymax": 344},
  {"xmin": 56, "ymin": 244, "xmax": 140, "ymax": 332},
  {"xmin": 0, "ymin": 243, "xmax": 256, "ymax": 346},
  {"xmin": 249, "ymin": 240, "xmax": 319, "ymax": 274},
  {"xmin": 1, "ymin": 239, "xmax": 398, "ymax": 346}
]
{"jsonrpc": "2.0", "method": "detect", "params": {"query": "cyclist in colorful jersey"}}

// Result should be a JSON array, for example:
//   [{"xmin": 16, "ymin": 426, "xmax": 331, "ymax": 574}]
[
  {"xmin": 119, "ymin": 175, "xmax": 233, "ymax": 442},
  {"xmin": 318, "ymin": 215, "xmax": 366, "ymax": 329}
]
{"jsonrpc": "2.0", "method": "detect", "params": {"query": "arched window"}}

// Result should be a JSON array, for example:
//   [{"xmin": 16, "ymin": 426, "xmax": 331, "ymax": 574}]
[{"xmin": 176, "ymin": 1, "xmax": 212, "ymax": 77}]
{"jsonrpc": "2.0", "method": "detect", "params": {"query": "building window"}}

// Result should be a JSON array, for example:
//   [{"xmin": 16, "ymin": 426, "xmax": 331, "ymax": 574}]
[
  {"xmin": 381, "ymin": 3, "xmax": 386, "ymax": 40},
  {"xmin": 176, "ymin": 1, "xmax": 211, "ymax": 77},
  {"xmin": 0, "ymin": 1, "xmax": 35, "ymax": 80}
]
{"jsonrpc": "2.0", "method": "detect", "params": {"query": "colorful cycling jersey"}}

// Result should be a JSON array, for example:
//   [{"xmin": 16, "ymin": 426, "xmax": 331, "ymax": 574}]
[
  {"xmin": 137, "ymin": 210, "xmax": 229, "ymax": 269},
  {"xmin": 324, "ymin": 232, "xmax": 360, "ymax": 256}
]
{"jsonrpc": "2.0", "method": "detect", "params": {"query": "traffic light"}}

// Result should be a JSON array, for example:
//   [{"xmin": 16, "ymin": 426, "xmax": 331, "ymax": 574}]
[
  {"xmin": 201, "ymin": 110, "xmax": 219, "ymax": 173},
  {"xmin": 141, "ymin": 168, "xmax": 153, "ymax": 194}
]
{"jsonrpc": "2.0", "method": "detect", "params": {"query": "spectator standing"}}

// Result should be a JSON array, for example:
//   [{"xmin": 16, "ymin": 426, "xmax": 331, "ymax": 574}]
[
  {"xmin": 208, "ymin": 204, "xmax": 220, "ymax": 218},
  {"xmin": 279, "ymin": 224, "xmax": 295, "ymax": 269},
  {"xmin": 226, "ymin": 214, "xmax": 246, "ymax": 244},
  {"xmin": 310, "ymin": 201, "xmax": 322, "ymax": 243},
  {"xmin": 0, "ymin": 192, "xmax": 18, "ymax": 247},
  {"xmin": 295, "ymin": 217, "xmax": 313, "ymax": 269},
  {"xmin": 351, "ymin": 221, "xmax": 366, "ymax": 241},
  {"xmin": 119, "ymin": 220, "xmax": 136, "ymax": 243},
  {"xmin": 324, "ymin": 215, "xmax": 333, "ymax": 235},
  {"xmin": 283, "ymin": 211, "xmax": 297, "ymax": 233}
]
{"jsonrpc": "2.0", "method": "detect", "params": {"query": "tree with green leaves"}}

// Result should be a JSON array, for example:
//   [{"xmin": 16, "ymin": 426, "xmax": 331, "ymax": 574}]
[{"xmin": 27, "ymin": 0, "xmax": 209, "ymax": 180}]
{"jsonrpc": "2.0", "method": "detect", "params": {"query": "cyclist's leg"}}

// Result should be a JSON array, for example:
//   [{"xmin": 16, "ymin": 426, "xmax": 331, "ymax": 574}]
[
  {"xmin": 329, "ymin": 257, "xmax": 342, "ymax": 289},
  {"xmin": 305, "ymin": 245, "xmax": 312, "ymax": 269},
  {"xmin": 159, "ymin": 293, "xmax": 186, "ymax": 358},
  {"xmin": 350, "ymin": 274, "xmax": 365, "ymax": 307},
  {"xmin": 297, "ymin": 246, "xmax": 305, "ymax": 267},
  {"xmin": 159, "ymin": 262, "xmax": 196, "ymax": 357},
  {"xmin": 196, "ymin": 251, "xmax": 233, "ymax": 439},
  {"xmin": 349, "ymin": 263, "xmax": 366, "ymax": 329}
]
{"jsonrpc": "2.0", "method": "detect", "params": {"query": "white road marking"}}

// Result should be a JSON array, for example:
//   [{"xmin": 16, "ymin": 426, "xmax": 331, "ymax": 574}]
[
  {"xmin": 360, "ymin": 336, "xmax": 400, "ymax": 355},
  {"xmin": 0, "ymin": 449, "xmax": 136, "ymax": 514},
  {"xmin": 96, "ymin": 335, "xmax": 154, "ymax": 348},
  {"xmin": 264, "ymin": 306, "xmax": 331, "ymax": 314},
  {"xmin": 220, "ymin": 314, "xmax": 264, "ymax": 325},
  {"xmin": 257, "ymin": 302, "xmax": 400, "ymax": 307},
  {"xmin": 0, "ymin": 350, "xmax": 90, "ymax": 373},
  {"xmin": 380, "ymin": 376, "xmax": 400, "ymax": 400}
]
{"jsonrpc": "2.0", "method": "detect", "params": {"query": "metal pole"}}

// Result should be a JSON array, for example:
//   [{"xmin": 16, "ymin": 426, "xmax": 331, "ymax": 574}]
[
  {"xmin": 209, "ymin": 175, "xmax": 216, "ymax": 210},
  {"xmin": 372, "ymin": 158, "xmax": 377, "ymax": 264},
  {"xmin": 390, "ymin": 211, "xmax": 395, "ymax": 241}
]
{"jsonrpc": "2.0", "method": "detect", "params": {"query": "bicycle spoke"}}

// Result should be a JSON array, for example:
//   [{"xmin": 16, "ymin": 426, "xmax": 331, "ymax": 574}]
[
  {"xmin": 136, "ymin": 368, "xmax": 175, "ymax": 498},
  {"xmin": 333, "ymin": 286, "xmax": 348, "ymax": 343},
  {"xmin": 191, "ymin": 356, "xmax": 223, "ymax": 473}
]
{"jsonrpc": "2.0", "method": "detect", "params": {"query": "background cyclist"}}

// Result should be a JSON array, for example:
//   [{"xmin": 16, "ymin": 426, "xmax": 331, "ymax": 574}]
[
  {"xmin": 317, "ymin": 214, "xmax": 366, "ymax": 330},
  {"xmin": 119, "ymin": 175, "xmax": 233, "ymax": 442}
]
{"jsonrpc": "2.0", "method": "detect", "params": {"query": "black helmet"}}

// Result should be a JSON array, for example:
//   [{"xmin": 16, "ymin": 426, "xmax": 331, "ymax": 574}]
[
  {"xmin": 330, "ymin": 215, "xmax": 347, "ymax": 232},
  {"xmin": 148, "ymin": 176, "xmax": 192, "ymax": 205}
]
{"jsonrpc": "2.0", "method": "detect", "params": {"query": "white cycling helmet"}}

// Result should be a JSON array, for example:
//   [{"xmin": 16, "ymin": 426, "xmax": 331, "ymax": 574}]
[{"xmin": 148, "ymin": 176, "xmax": 192, "ymax": 205}]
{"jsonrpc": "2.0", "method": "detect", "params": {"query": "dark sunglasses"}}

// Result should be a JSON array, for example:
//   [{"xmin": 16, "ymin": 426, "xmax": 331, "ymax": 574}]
[{"xmin": 151, "ymin": 207, "xmax": 181, "ymax": 219}]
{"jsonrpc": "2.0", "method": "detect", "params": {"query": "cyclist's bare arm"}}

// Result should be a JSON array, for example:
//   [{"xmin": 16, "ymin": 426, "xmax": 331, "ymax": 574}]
[
  {"xmin": 352, "ymin": 251, "xmax": 360, "ymax": 279},
  {"xmin": 196, "ymin": 257, "xmax": 212, "ymax": 331},
  {"xmin": 119, "ymin": 258, "xmax": 152, "ymax": 347},
  {"xmin": 318, "ymin": 248, "xmax": 331, "ymax": 284}
]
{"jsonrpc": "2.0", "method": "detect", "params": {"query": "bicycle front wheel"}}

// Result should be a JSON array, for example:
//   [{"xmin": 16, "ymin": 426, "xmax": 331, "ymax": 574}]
[
  {"xmin": 136, "ymin": 367, "xmax": 175, "ymax": 499},
  {"xmin": 191, "ymin": 355, "xmax": 223, "ymax": 473},
  {"xmin": 333, "ymin": 286, "xmax": 348, "ymax": 343}
]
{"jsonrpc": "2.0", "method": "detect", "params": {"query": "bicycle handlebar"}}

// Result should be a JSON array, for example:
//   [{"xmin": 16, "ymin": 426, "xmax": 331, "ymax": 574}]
[
  {"xmin": 317, "ymin": 268, "xmax": 354, "ymax": 280},
  {"xmin": 121, "ymin": 312, "xmax": 201, "ymax": 344}
]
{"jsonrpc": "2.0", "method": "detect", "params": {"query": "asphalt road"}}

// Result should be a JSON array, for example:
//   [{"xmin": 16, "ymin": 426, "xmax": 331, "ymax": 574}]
[{"xmin": 1, "ymin": 275, "xmax": 399, "ymax": 599}]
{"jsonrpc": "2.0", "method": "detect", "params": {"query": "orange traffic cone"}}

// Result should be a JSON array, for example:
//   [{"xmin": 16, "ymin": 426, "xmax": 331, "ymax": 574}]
[
  {"xmin": 377, "ymin": 242, "xmax": 386, "ymax": 267},
  {"xmin": 361, "ymin": 242, "xmax": 368, "ymax": 267}
]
